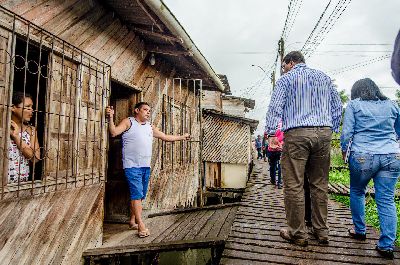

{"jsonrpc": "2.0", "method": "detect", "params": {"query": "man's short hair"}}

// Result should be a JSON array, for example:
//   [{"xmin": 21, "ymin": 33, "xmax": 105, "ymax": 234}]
[
  {"xmin": 283, "ymin": 51, "xmax": 305, "ymax": 64},
  {"xmin": 134, "ymin": 102, "xmax": 150, "ymax": 110}
]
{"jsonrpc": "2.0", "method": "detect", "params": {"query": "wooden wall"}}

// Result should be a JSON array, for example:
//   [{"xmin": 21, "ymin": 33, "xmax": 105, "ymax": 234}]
[
  {"xmin": 0, "ymin": 0, "xmax": 144, "ymax": 89},
  {"xmin": 0, "ymin": 184, "xmax": 104, "ymax": 265},
  {"xmin": 0, "ymin": 0, "xmax": 202, "ymax": 210},
  {"xmin": 222, "ymin": 98, "xmax": 246, "ymax": 117},
  {"xmin": 203, "ymin": 114, "xmax": 251, "ymax": 164}
]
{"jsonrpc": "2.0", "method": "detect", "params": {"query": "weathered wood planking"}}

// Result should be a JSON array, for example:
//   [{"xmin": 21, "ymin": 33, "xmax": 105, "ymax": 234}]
[
  {"xmin": 83, "ymin": 204, "xmax": 238, "ymax": 261},
  {"xmin": 221, "ymin": 160, "xmax": 399, "ymax": 265},
  {"xmin": 0, "ymin": 183, "xmax": 104, "ymax": 265},
  {"xmin": 203, "ymin": 114, "xmax": 252, "ymax": 164},
  {"xmin": 1, "ymin": 0, "xmax": 145, "ymax": 87},
  {"xmin": 0, "ymin": 0, "xmax": 204, "ymax": 210}
]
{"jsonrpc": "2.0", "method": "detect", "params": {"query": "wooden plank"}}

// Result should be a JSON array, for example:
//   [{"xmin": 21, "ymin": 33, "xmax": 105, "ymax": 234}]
[
  {"xmin": 73, "ymin": 11, "xmax": 114, "ymax": 48},
  {"xmin": 107, "ymin": 214, "xmax": 181, "ymax": 246},
  {"xmin": 59, "ymin": 6, "xmax": 106, "ymax": 45},
  {"xmin": 193, "ymin": 208, "xmax": 229, "ymax": 240},
  {"xmin": 205, "ymin": 207, "xmax": 232, "ymax": 238},
  {"xmin": 148, "ymin": 203, "xmax": 240, "ymax": 217},
  {"xmin": 1, "ymin": 0, "xmax": 49, "ymax": 16},
  {"xmin": 105, "ymin": 31, "xmax": 136, "ymax": 66},
  {"xmin": 223, "ymin": 248, "xmax": 303, "ymax": 265},
  {"xmin": 96, "ymin": 24, "xmax": 129, "ymax": 62},
  {"xmin": 182, "ymin": 210, "xmax": 215, "ymax": 240},
  {"xmin": 84, "ymin": 19, "xmax": 122, "ymax": 55},
  {"xmin": 217, "ymin": 206, "xmax": 238, "ymax": 239},
  {"xmin": 83, "ymin": 238, "xmax": 225, "ymax": 259},
  {"xmin": 160, "ymin": 211, "xmax": 203, "ymax": 242},
  {"xmin": 225, "ymin": 242, "xmax": 390, "ymax": 265},
  {"xmin": 44, "ymin": 0, "xmax": 94, "ymax": 37},
  {"xmin": 169, "ymin": 210, "xmax": 210, "ymax": 241},
  {"xmin": 151, "ymin": 213, "xmax": 187, "ymax": 243},
  {"xmin": 23, "ymin": 0, "xmax": 79, "ymax": 27}
]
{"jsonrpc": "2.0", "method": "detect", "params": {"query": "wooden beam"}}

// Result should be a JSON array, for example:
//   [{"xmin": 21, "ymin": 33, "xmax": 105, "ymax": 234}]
[
  {"xmin": 136, "ymin": 0, "xmax": 163, "ymax": 32},
  {"xmin": 132, "ymin": 27, "xmax": 183, "ymax": 43},
  {"xmin": 146, "ymin": 44, "xmax": 192, "ymax": 56},
  {"xmin": 147, "ymin": 203, "xmax": 240, "ymax": 218},
  {"xmin": 83, "ymin": 238, "xmax": 226, "ymax": 258}
]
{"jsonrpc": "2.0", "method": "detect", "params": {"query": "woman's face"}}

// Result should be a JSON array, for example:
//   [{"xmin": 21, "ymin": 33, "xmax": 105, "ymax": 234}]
[{"xmin": 12, "ymin": 97, "xmax": 34, "ymax": 123}]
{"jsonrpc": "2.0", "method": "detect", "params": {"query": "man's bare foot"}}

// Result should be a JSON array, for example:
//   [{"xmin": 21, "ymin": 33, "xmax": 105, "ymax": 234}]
[{"xmin": 128, "ymin": 222, "xmax": 138, "ymax": 230}]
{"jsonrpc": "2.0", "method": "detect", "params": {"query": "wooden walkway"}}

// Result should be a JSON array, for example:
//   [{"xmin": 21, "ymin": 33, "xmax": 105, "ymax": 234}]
[
  {"xmin": 221, "ymin": 160, "xmax": 399, "ymax": 265},
  {"xmin": 83, "ymin": 204, "xmax": 238, "ymax": 262}
]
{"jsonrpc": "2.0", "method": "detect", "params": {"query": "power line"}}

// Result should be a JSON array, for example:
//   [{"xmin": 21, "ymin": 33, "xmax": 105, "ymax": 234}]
[
  {"xmin": 329, "ymin": 54, "xmax": 391, "ymax": 75},
  {"xmin": 301, "ymin": 0, "xmax": 353, "ymax": 59}
]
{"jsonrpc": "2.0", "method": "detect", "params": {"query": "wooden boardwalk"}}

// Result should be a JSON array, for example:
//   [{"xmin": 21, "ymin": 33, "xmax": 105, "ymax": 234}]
[
  {"xmin": 83, "ymin": 204, "xmax": 238, "ymax": 262},
  {"xmin": 221, "ymin": 160, "xmax": 399, "ymax": 265}
]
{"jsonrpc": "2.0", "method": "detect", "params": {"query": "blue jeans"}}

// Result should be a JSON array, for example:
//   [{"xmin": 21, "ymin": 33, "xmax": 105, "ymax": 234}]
[
  {"xmin": 349, "ymin": 152, "xmax": 400, "ymax": 250},
  {"xmin": 269, "ymin": 151, "xmax": 281, "ymax": 185}
]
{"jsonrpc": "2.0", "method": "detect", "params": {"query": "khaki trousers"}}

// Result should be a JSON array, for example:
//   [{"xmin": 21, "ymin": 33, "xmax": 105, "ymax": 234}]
[{"xmin": 281, "ymin": 127, "xmax": 332, "ymax": 239}]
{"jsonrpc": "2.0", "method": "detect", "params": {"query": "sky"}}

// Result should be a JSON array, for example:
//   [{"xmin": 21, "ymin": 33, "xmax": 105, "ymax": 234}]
[{"xmin": 164, "ymin": 0, "xmax": 400, "ymax": 134}]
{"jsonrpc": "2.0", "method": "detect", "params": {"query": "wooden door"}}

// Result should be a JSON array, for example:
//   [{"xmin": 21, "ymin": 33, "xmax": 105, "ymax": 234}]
[{"xmin": 105, "ymin": 81, "xmax": 139, "ymax": 222}]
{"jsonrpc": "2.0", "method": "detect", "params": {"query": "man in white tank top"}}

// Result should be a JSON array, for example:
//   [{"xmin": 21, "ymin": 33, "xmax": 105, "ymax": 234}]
[{"xmin": 106, "ymin": 102, "xmax": 190, "ymax": 238}]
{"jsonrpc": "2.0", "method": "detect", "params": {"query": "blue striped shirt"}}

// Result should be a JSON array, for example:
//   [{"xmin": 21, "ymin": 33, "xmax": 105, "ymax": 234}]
[{"xmin": 265, "ymin": 63, "xmax": 342, "ymax": 134}]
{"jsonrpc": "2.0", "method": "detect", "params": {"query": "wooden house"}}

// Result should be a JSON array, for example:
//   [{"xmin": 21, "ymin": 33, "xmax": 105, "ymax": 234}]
[
  {"xmin": 201, "ymin": 78, "xmax": 258, "ymax": 203},
  {"xmin": 0, "ymin": 0, "xmax": 227, "ymax": 264}
]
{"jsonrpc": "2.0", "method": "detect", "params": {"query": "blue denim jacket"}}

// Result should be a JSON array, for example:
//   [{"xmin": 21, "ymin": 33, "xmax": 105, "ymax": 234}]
[{"xmin": 341, "ymin": 98, "xmax": 400, "ymax": 154}]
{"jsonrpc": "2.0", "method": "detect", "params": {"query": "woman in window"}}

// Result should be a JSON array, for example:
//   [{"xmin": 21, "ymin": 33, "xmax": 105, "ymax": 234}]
[{"xmin": 8, "ymin": 91, "xmax": 40, "ymax": 183}]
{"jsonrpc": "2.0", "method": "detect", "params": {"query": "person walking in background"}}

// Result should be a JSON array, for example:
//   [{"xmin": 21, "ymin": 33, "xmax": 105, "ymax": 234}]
[
  {"xmin": 265, "ymin": 51, "xmax": 342, "ymax": 247},
  {"xmin": 255, "ymin": 135, "xmax": 263, "ymax": 160},
  {"xmin": 106, "ymin": 102, "xmax": 190, "ymax": 238},
  {"xmin": 268, "ymin": 122, "xmax": 284, "ymax": 188},
  {"xmin": 341, "ymin": 78, "xmax": 399, "ymax": 260},
  {"xmin": 392, "ymin": 30, "xmax": 400, "ymax": 85},
  {"xmin": 262, "ymin": 132, "xmax": 269, "ymax": 162}
]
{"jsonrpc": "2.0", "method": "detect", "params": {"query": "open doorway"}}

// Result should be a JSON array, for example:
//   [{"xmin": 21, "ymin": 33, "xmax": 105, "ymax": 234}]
[
  {"xmin": 105, "ymin": 81, "xmax": 140, "ymax": 222},
  {"xmin": 12, "ymin": 37, "xmax": 48, "ymax": 181}
]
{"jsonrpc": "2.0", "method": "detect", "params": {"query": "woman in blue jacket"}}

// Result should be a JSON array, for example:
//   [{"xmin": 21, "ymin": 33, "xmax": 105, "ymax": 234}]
[{"xmin": 341, "ymin": 78, "xmax": 400, "ymax": 260}]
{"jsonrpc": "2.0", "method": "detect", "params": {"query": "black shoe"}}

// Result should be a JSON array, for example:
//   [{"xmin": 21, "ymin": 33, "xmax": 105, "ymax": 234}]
[
  {"xmin": 280, "ymin": 228, "xmax": 308, "ymax": 247},
  {"xmin": 348, "ymin": 228, "xmax": 366, "ymax": 241},
  {"xmin": 375, "ymin": 246, "xmax": 394, "ymax": 260}
]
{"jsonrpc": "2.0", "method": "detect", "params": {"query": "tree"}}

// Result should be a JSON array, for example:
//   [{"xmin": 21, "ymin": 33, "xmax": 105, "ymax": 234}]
[
  {"xmin": 339, "ymin": 90, "xmax": 349, "ymax": 104},
  {"xmin": 395, "ymin": 89, "xmax": 400, "ymax": 104}
]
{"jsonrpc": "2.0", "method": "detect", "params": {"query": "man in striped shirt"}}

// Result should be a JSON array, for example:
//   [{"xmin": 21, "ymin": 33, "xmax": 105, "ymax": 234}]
[{"xmin": 265, "ymin": 51, "xmax": 342, "ymax": 247}]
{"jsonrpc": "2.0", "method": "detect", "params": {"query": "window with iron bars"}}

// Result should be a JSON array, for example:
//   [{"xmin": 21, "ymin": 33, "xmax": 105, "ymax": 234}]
[{"xmin": 0, "ymin": 11, "xmax": 110, "ymax": 199}]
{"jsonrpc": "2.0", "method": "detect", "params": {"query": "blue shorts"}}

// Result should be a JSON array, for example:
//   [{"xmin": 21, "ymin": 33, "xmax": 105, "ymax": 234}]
[{"xmin": 124, "ymin": 167, "xmax": 151, "ymax": 200}]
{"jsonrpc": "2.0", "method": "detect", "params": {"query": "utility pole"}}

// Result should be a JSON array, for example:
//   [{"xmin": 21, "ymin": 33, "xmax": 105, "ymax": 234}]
[
  {"xmin": 271, "ymin": 37, "xmax": 285, "ymax": 90},
  {"xmin": 278, "ymin": 37, "xmax": 285, "ymax": 76}
]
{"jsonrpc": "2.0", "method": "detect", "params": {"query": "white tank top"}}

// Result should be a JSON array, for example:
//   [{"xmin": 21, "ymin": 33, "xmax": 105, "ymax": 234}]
[{"xmin": 121, "ymin": 117, "xmax": 153, "ymax": 168}]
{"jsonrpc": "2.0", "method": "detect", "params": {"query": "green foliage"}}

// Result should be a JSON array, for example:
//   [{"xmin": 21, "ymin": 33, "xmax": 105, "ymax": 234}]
[
  {"xmin": 339, "ymin": 90, "xmax": 349, "ymax": 104},
  {"xmin": 396, "ymin": 89, "xmax": 400, "ymax": 104},
  {"xmin": 329, "ymin": 169, "xmax": 350, "ymax": 185},
  {"xmin": 330, "ymin": 148, "xmax": 346, "ymax": 168},
  {"xmin": 330, "ymin": 195, "xmax": 400, "ymax": 247}
]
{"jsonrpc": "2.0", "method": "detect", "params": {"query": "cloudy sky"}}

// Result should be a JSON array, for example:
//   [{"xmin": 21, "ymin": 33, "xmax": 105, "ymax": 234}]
[{"xmin": 164, "ymin": 0, "xmax": 400, "ymax": 134}]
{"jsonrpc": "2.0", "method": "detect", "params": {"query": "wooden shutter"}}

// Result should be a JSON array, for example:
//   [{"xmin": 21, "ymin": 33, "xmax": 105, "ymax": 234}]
[
  {"xmin": 0, "ymin": 28, "xmax": 12, "ymax": 185},
  {"xmin": 44, "ymin": 54, "xmax": 78, "ymax": 180}
]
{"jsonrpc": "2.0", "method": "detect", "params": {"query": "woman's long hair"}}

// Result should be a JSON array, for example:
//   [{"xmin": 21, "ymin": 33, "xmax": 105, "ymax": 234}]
[{"xmin": 351, "ymin": 78, "xmax": 388, "ymax": 101}]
